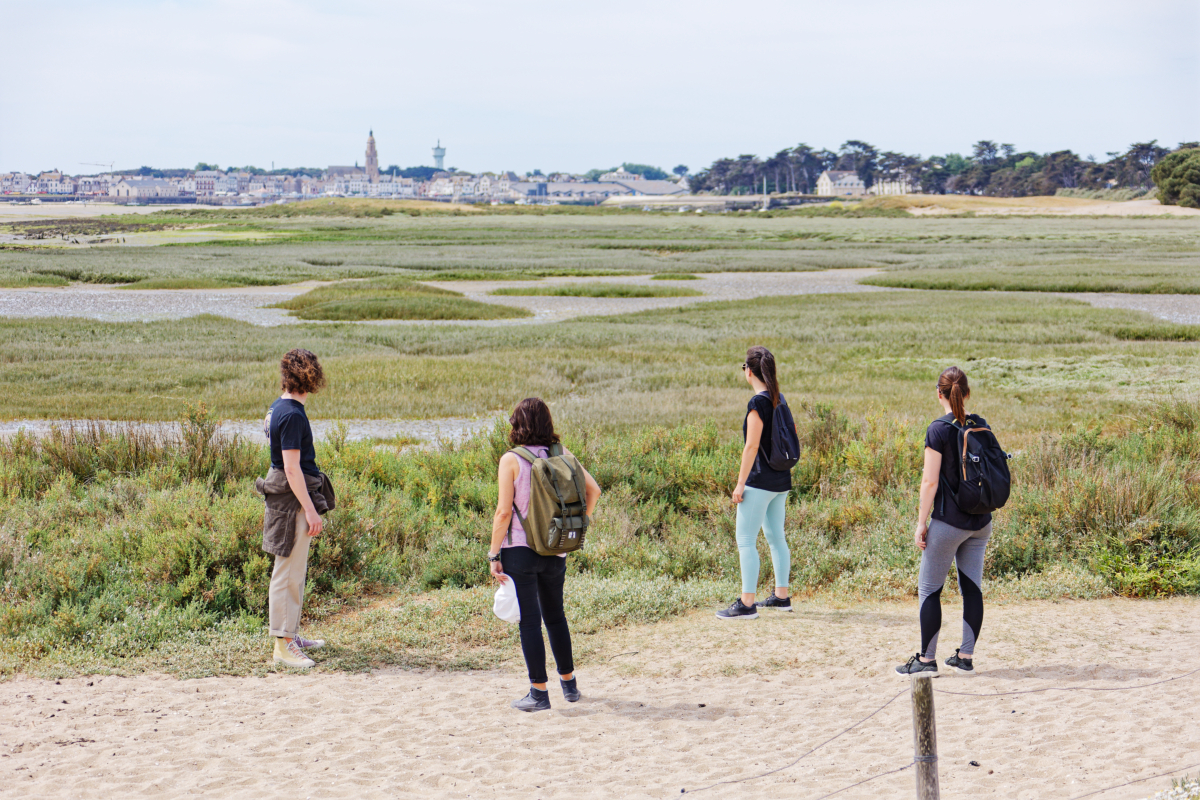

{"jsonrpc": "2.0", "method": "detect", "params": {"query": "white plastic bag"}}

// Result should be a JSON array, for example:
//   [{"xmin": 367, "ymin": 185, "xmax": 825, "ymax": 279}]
[{"xmin": 493, "ymin": 579, "xmax": 520, "ymax": 624}]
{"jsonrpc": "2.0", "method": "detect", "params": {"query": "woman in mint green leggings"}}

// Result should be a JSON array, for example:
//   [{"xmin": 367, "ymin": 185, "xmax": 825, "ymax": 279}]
[{"xmin": 717, "ymin": 346, "xmax": 795, "ymax": 620}]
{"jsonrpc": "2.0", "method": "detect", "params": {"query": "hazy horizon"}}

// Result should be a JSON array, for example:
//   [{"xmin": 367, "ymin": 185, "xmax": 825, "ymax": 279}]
[{"xmin": 2, "ymin": 0, "xmax": 1197, "ymax": 175}]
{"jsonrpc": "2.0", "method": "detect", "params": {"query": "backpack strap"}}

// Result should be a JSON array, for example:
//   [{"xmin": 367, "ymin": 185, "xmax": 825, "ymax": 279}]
[
  {"xmin": 549, "ymin": 442, "xmax": 563, "ymax": 458},
  {"xmin": 510, "ymin": 446, "xmax": 537, "ymax": 464}
]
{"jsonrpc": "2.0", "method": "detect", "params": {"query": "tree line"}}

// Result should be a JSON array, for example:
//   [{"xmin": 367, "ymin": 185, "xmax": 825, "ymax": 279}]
[{"xmin": 689, "ymin": 140, "xmax": 1200, "ymax": 197}]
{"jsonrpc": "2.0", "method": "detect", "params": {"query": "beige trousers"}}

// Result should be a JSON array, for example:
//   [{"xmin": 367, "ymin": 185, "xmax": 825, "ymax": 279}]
[{"xmin": 268, "ymin": 512, "xmax": 311, "ymax": 638}]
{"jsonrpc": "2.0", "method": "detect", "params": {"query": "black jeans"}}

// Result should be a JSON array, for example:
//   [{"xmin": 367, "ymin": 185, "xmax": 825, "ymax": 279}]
[{"xmin": 500, "ymin": 546, "xmax": 574, "ymax": 684}]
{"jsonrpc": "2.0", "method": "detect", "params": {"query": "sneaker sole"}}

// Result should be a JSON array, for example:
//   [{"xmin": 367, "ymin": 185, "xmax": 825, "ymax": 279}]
[
  {"xmin": 896, "ymin": 669, "xmax": 938, "ymax": 678},
  {"xmin": 715, "ymin": 612, "xmax": 759, "ymax": 620},
  {"xmin": 953, "ymin": 667, "xmax": 975, "ymax": 676},
  {"xmin": 273, "ymin": 657, "xmax": 314, "ymax": 668},
  {"xmin": 758, "ymin": 606, "xmax": 794, "ymax": 612}
]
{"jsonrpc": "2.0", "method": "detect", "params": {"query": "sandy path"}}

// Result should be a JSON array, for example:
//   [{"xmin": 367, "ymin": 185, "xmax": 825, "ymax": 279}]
[{"xmin": 3, "ymin": 598, "xmax": 1197, "ymax": 799}]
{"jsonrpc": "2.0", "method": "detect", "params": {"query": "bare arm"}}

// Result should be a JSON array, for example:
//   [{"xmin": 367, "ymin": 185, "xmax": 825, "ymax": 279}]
[
  {"xmin": 914, "ymin": 447, "xmax": 942, "ymax": 549},
  {"xmin": 282, "ymin": 448, "xmax": 322, "ymax": 537},
  {"xmin": 488, "ymin": 453, "xmax": 520, "ymax": 582},
  {"xmin": 734, "ymin": 409, "xmax": 763, "ymax": 504}
]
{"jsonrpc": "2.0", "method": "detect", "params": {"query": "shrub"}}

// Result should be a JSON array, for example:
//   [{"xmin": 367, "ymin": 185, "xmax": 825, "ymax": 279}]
[{"xmin": 1151, "ymin": 148, "xmax": 1200, "ymax": 208}]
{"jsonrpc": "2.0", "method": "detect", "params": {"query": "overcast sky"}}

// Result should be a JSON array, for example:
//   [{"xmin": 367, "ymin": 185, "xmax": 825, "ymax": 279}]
[{"xmin": 2, "ymin": 0, "xmax": 1197, "ymax": 174}]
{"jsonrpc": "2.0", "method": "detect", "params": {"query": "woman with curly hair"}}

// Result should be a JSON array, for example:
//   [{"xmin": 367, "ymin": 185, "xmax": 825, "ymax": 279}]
[{"xmin": 257, "ymin": 348, "xmax": 334, "ymax": 669}]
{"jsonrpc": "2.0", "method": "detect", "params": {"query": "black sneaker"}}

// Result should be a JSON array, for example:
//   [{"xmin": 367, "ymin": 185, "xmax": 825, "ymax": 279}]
[
  {"xmin": 945, "ymin": 649, "xmax": 974, "ymax": 675},
  {"xmin": 895, "ymin": 653, "xmax": 938, "ymax": 677},
  {"xmin": 756, "ymin": 595, "xmax": 793, "ymax": 612},
  {"xmin": 560, "ymin": 677, "xmax": 581, "ymax": 703},
  {"xmin": 715, "ymin": 599, "xmax": 759, "ymax": 620},
  {"xmin": 511, "ymin": 687, "xmax": 550, "ymax": 712}
]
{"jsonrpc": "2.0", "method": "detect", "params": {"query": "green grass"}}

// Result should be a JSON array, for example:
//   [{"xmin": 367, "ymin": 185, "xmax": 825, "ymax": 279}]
[
  {"xmin": 651, "ymin": 273, "xmax": 701, "ymax": 280},
  {"xmin": 2, "ymin": 290, "xmax": 1200, "ymax": 428},
  {"xmin": 863, "ymin": 264, "xmax": 1200, "ymax": 294},
  {"xmin": 3, "ymin": 213, "xmax": 1196, "ymax": 289},
  {"xmin": 0, "ymin": 271, "xmax": 69, "ymax": 287},
  {"xmin": 118, "ymin": 277, "xmax": 245, "ymax": 290},
  {"xmin": 489, "ymin": 282, "xmax": 702, "ymax": 298},
  {"xmin": 273, "ymin": 276, "xmax": 532, "ymax": 321}
]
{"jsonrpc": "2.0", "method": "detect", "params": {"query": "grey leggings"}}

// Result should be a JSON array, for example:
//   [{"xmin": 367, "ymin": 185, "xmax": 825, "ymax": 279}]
[{"xmin": 918, "ymin": 519, "xmax": 992, "ymax": 659}]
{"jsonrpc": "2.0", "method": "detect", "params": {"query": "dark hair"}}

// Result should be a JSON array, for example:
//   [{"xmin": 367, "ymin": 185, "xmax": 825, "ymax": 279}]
[
  {"xmin": 746, "ymin": 346, "xmax": 780, "ymax": 408},
  {"xmin": 509, "ymin": 397, "xmax": 560, "ymax": 447},
  {"xmin": 937, "ymin": 366, "xmax": 970, "ymax": 425},
  {"xmin": 280, "ymin": 348, "xmax": 326, "ymax": 395}
]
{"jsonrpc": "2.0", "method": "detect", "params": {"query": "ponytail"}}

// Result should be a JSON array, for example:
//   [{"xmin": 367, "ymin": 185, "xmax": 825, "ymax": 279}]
[
  {"xmin": 746, "ymin": 346, "xmax": 780, "ymax": 408},
  {"xmin": 937, "ymin": 366, "xmax": 970, "ymax": 425}
]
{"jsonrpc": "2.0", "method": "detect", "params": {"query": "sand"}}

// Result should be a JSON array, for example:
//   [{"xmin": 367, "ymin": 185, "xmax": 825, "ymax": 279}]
[{"xmin": 3, "ymin": 597, "xmax": 1197, "ymax": 799}]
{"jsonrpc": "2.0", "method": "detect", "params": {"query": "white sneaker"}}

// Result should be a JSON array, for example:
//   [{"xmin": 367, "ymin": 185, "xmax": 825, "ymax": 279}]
[
  {"xmin": 294, "ymin": 635, "xmax": 325, "ymax": 651},
  {"xmin": 273, "ymin": 638, "xmax": 315, "ymax": 668}
]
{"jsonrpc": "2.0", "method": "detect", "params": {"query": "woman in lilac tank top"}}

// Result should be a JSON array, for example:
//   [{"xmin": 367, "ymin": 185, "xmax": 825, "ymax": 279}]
[{"xmin": 487, "ymin": 398, "xmax": 602, "ymax": 712}]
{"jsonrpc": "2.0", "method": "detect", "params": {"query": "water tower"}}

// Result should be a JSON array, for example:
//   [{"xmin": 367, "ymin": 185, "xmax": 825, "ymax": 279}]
[{"xmin": 432, "ymin": 140, "xmax": 446, "ymax": 171}]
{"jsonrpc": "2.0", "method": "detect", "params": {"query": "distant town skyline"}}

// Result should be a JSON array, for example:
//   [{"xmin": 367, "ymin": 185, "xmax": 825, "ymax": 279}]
[{"xmin": 1, "ymin": 0, "xmax": 1197, "ymax": 174}]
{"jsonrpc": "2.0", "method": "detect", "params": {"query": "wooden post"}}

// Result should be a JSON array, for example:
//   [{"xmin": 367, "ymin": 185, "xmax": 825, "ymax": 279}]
[{"xmin": 911, "ymin": 675, "xmax": 940, "ymax": 800}]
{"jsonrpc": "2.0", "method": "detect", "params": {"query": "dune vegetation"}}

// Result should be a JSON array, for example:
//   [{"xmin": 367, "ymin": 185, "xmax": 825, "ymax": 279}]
[{"xmin": 3, "ymin": 396, "xmax": 1198, "ymax": 678}]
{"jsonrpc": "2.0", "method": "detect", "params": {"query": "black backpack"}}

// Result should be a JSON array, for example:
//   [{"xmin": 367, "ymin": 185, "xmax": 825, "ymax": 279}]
[
  {"xmin": 937, "ymin": 416, "xmax": 1012, "ymax": 515},
  {"xmin": 766, "ymin": 397, "xmax": 802, "ymax": 472}
]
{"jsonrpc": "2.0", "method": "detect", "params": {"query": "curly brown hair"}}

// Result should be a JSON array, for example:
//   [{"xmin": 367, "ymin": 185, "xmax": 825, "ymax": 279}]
[
  {"xmin": 280, "ymin": 349, "xmax": 326, "ymax": 395},
  {"xmin": 508, "ymin": 397, "xmax": 560, "ymax": 447}
]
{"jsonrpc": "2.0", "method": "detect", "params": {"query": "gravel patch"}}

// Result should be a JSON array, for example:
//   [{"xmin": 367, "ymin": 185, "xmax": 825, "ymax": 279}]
[{"xmin": 1059, "ymin": 293, "xmax": 1200, "ymax": 325}]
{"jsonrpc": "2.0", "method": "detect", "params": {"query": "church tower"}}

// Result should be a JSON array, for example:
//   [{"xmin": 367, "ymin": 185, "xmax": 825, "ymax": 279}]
[{"xmin": 365, "ymin": 130, "xmax": 379, "ymax": 184}]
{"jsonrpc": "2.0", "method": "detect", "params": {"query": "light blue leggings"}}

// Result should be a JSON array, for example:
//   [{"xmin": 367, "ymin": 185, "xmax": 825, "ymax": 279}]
[{"xmin": 736, "ymin": 486, "xmax": 790, "ymax": 595}]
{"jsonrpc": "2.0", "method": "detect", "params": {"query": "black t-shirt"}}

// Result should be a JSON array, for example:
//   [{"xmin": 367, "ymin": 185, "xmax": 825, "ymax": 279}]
[
  {"xmin": 925, "ymin": 413, "xmax": 991, "ymax": 531},
  {"xmin": 266, "ymin": 398, "xmax": 319, "ymax": 477},
  {"xmin": 744, "ymin": 391, "xmax": 792, "ymax": 493}
]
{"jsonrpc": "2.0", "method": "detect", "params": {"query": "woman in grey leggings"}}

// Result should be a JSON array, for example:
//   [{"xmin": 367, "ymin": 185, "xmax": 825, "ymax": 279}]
[{"xmin": 896, "ymin": 366, "xmax": 992, "ymax": 677}]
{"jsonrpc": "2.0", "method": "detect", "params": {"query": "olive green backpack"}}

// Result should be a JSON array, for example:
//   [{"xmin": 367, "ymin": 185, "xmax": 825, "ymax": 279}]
[{"xmin": 508, "ymin": 444, "xmax": 589, "ymax": 556}]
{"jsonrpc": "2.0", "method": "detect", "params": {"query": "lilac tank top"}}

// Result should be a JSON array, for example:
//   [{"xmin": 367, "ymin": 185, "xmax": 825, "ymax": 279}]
[{"xmin": 504, "ymin": 445, "xmax": 553, "ymax": 551}]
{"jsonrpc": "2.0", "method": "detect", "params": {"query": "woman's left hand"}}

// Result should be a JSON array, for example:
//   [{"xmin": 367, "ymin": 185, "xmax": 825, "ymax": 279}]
[
  {"xmin": 732, "ymin": 484, "xmax": 745, "ymax": 504},
  {"xmin": 490, "ymin": 558, "xmax": 508, "ymax": 584}
]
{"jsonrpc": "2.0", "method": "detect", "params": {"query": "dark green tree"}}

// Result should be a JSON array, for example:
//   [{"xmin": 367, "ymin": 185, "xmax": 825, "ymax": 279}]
[
  {"xmin": 1151, "ymin": 148, "xmax": 1200, "ymax": 208},
  {"xmin": 672, "ymin": 164, "xmax": 688, "ymax": 176}
]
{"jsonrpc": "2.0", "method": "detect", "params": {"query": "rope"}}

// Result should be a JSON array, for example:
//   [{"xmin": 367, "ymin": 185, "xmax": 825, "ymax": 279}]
[
  {"xmin": 935, "ymin": 665, "xmax": 1200, "ymax": 697},
  {"xmin": 1066, "ymin": 761, "xmax": 1200, "ymax": 800},
  {"xmin": 812, "ymin": 761, "xmax": 916, "ymax": 800},
  {"xmin": 681, "ymin": 688, "xmax": 907, "ymax": 794}
]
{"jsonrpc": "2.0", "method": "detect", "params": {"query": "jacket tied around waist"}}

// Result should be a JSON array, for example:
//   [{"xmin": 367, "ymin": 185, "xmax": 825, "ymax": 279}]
[{"xmin": 255, "ymin": 468, "xmax": 337, "ymax": 558}]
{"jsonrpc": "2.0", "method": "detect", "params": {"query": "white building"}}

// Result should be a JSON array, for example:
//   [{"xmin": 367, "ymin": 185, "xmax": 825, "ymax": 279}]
[
  {"xmin": 599, "ymin": 167, "xmax": 641, "ymax": 182},
  {"xmin": 109, "ymin": 178, "xmax": 179, "ymax": 198},
  {"xmin": 77, "ymin": 175, "xmax": 111, "ymax": 195},
  {"xmin": 2, "ymin": 172, "xmax": 33, "ymax": 193},
  {"xmin": 816, "ymin": 170, "xmax": 867, "ymax": 197}
]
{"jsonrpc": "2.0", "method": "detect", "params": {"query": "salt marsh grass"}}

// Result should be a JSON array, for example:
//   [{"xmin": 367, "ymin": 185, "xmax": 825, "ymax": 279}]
[{"xmin": 273, "ymin": 276, "xmax": 531, "ymax": 321}]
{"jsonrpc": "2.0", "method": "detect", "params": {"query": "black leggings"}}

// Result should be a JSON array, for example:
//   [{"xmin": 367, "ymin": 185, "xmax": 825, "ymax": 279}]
[{"xmin": 500, "ymin": 546, "xmax": 574, "ymax": 684}]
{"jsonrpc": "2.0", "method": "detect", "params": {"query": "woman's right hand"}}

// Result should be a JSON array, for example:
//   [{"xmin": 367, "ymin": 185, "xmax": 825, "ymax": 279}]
[
  {"xmin": 913, "ymin": 521, "xmax": 928, "ymax": 550},
  {"xmin": 490, "ymin": 559, "xmax": 508, "ymax": 584},
  {"xmin": 305, "ymin": 507, "xmax": 324, "ymax": 537},
  {"xmin": 732, "ymin": 484, "xmax": 745, "ymax": 504}
]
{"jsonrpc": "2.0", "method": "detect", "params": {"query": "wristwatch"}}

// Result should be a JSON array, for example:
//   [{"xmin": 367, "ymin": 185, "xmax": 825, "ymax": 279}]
[{"xmin": 487, "ymin": 552, "xmax": 501, "ymax": 563}]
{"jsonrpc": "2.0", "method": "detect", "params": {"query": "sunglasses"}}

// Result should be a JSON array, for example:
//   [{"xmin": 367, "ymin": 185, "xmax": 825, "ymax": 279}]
[{"xmin": 741, "ymin": 363, "xmax": 749, "ymax": 371}]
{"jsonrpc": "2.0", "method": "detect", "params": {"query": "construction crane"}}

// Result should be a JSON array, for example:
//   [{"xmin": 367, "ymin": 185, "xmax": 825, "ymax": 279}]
[{"xmin": 80, "ymin": 161, "xmax": 114, "ymax": 174}]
